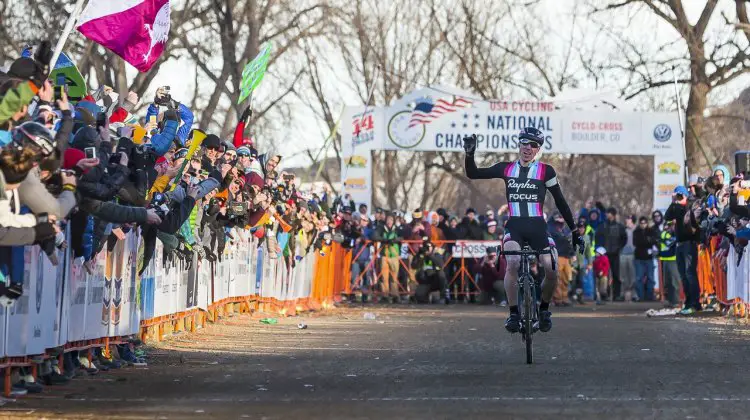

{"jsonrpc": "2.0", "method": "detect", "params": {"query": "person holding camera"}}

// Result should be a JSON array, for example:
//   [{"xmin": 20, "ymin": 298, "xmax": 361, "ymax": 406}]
[
  {"xmin": 145, "ymin": 86, "xmax": 194, "ymax": 147},
  {"xmin": 412, "ymin": 238, "xmax": 450, "ymax": 304},
  {"xmin": 665, "ymin": 185, "xmax": 701, "ymax": 315},
  {"xmin": 478, "ymin": 246, "xmax": 506, "ymax": 305}
]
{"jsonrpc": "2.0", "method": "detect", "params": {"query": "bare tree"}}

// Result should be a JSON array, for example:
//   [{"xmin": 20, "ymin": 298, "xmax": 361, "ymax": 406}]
[{"xmin": 589, "ymin": 0, "xmax": 750, "ymax": 173}]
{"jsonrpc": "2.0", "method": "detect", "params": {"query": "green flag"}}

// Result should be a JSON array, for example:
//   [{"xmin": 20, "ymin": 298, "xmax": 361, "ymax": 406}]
[{"xmin": 238, "ymin": 42, "xmax": 272, "ymax": 104}]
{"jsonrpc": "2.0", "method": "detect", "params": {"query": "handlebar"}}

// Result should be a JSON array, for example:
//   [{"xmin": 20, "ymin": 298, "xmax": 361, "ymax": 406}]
[{"xmin": 498, "ymin": 248, "xmax": 553, "ymax": 257}]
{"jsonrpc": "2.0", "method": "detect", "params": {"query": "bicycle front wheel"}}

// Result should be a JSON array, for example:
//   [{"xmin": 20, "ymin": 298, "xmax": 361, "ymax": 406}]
[{"xmin": 522, "ymin": 274, "xmax": 533, "ymax": 364}]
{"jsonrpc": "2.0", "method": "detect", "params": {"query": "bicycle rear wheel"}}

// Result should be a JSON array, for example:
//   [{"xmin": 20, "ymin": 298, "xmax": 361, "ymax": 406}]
[{"xmin": 522, "ymin": 274, "xmax": 533, "ymax": 364}]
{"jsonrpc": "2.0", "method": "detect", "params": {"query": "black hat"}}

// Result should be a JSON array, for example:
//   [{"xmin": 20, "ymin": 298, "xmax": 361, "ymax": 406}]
[
  {"xmin": 343, "ymin": 206, "xmax": 353, "ymax": 214},
  {"xmin": 437, "ymin": 208, "xmax": 447, "ymax": 217},
  {"xmin": 7, "ymin": 57, "xmax": 37, "ymax": 80},
  {"xmin": 204, "ymin": 134, "xmax": 221, "ymax": 149},
  {"xmin": 606, "ymin": 207, "xmax": 617, "ymax": 215},
  {"xmin": 466, "ymin": 207, "xmax": 476, "ymax": 215},
  {"xmin": 576, "ymin": 220, "xmax": 586, "ymax": 228}
]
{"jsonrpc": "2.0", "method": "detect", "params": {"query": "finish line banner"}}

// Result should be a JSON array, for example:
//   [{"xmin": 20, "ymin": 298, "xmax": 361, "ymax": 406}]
[
  {"xmin": 339, "ymin": 86, "xmax": 685, "ymax": 214},
  {"xmin": 340, "ymin": 86, "xmax": 683, "ymax": 156}
]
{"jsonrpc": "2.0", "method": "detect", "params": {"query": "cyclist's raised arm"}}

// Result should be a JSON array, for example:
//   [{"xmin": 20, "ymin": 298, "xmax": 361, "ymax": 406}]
[
  {"xmin": 462, "ymin": 134, "xmax": 506, "ymax": 180},
  {"xmin": 464, "ymin": 154, "xmax": 506, "ymax": 180},
  {"xmin": 545, "ymin": 166, "xmax": 576, "ymax": 231}
]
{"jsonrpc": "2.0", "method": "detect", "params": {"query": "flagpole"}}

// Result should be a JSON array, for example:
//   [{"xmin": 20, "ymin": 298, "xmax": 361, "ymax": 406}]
[{"xmin": 50, "ymin": 0, "xmax": 87, "ymax": 68}]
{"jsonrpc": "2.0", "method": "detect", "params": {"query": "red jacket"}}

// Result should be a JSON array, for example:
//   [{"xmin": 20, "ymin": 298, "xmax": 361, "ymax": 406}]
[{"xmin": 593, "ymin": 254, "xmax": 610, "ymax": 277}]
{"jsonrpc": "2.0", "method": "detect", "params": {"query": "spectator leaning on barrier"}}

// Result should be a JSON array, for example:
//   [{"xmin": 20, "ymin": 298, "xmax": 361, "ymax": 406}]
[
  {"xmin": 483, "ymin": 220, "xmax": 500, "ymax": 240},
  {"xmin": 665, "ymin": 185, "xmax": 702, "ymax": 315},
  {"xmin": 595, "ymin": 207, "xmax": 627, "ymax": 301},
  {"xmin": 373, "ymin": 213, "xmax": 402, "ymax": 303}
]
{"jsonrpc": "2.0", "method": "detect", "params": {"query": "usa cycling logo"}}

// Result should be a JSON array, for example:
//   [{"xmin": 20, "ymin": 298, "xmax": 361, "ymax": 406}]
[
  {"xmin": 653, "ymin": 124, "xmax": 672, "ymax": 142},
  {"xmin": 388, "ymin": 96, "xmax": 472, "ymax": 149}
]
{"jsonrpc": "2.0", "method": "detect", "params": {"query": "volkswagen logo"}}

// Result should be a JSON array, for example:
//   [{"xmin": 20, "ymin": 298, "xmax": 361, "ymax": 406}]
[{"xmin": 653, "ymin": 124, "xmax": 672, "ymax": 142}]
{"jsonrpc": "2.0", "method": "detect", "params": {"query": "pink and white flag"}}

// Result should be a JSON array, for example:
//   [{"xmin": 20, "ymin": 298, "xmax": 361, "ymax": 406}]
[{"xmin": 77, "ymin": 0, "xmax": 171, "ymax": 72}]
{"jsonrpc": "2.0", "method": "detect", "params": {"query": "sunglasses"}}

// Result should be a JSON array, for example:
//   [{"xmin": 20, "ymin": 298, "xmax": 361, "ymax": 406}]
[
  {"xmin": 206, "ymin": 146, "xmax": 221, "ymax": 151},
  {"xmin": 519, "ymin": 140, "xmax": 541, "ymax": 148}
]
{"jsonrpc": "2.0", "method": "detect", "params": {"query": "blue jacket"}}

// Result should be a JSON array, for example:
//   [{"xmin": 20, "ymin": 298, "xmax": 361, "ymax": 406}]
[
  {"xmin": 145, "ymin": 103, "xmax": 194, "ymax": 147},
  {"xmin": 145, "ymin": 119, "xmax": 179, "ymax": 157}
]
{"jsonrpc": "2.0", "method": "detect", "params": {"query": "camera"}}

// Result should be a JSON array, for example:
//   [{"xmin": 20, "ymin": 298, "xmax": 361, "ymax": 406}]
[
  {"xmin": 84, "ymin": 147, "xmax": 97, "ymax": 160},
  {"xmin": 227, "ymin": 201, "xmax": 248, "ymax": 216}
]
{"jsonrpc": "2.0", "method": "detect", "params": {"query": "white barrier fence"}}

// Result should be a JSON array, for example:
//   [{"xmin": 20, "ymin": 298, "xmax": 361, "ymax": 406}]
[
  {"xmin": 0, "ymin": 230, "xmax": 316, "ymax": 358},
  {"xmin": 726, "ymin": 246, "xmax": 750, "ymax": 303}
]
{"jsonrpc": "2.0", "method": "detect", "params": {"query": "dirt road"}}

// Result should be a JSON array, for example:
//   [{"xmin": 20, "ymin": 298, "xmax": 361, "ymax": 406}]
[{"xmin": 3, "ymin": 303, "xmax": 750, "ymax": 419}]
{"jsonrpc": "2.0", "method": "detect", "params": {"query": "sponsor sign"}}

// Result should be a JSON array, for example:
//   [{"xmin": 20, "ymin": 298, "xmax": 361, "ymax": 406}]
[{"xmin": 452, "ymin": 241, "xmax": 502, "ymax": 259}]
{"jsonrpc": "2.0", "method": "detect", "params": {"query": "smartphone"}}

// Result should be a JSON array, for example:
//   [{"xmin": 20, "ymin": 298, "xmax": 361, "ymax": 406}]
[
  {"xmin": 54, "ymin": 74, "xmax": 66, "ymax": 102},
  {"xmin": 84, "ymin": 147, "xmax": 97, "ymax": 160},
  {"xmin": 148, "ymin": 115, "xmax": 157, "ymax": 127}
]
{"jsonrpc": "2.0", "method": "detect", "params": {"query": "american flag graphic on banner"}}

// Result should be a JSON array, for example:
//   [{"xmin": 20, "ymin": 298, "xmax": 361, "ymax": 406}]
[{"xmin": 408, "ymin": 96, "xmax": 472, "ymax": 128}]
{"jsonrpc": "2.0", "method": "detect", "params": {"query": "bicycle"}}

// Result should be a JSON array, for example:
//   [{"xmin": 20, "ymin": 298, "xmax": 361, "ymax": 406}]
[{"xmin": 500, "ymin": 246, "xmax": 552, "ymax": 364}]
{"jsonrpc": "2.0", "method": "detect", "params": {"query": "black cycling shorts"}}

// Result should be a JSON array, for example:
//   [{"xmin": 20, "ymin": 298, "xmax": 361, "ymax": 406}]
[{"xmin": 502, "ymin": 217, "xmax": 555, "ymax": 252}]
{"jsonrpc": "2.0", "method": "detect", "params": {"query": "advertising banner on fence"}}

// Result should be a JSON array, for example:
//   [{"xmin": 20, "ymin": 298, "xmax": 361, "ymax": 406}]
[{"xmin": 452, "ymin": 241, "xmax": 503, "ymax": 259}]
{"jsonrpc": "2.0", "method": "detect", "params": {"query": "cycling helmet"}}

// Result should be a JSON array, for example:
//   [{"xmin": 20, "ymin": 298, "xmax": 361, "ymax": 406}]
[
  {"xmin": 518, "ymin": 127, "xmax": 544, "ymax": 147},
  {"xmin": 12, "ymin": 121, "xmax": 56, "ymax": 156}
]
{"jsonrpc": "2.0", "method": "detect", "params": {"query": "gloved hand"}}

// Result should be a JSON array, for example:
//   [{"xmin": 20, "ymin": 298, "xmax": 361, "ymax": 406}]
[
  {"xmin": 27, "ymin": 41, "xmax": 53, "ymax": 88},
  {"xmin": 241, "ymin": 106, "xmax": 252, "ymax": 123},
  {"xmin": 572, "ymin": 230, "xmax": 585, "ymax": 254},
  {"xmin": 163, "ymin": 109, "xmax": 178, "ymax": 122},
  {"xmin": 33, "ymin": 222, "xmax": 56, "ymax": 244},
  {"xmin": 462, "ymin": 134, "xmax": 477, "ymax": 154},
  {"xmin": 167, "ymin": 98, "xmax": 180, "ymax": 111}
]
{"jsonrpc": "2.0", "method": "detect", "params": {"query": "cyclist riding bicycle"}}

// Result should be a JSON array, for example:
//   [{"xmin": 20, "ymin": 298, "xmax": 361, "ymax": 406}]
[{"xmin": 463, "ymin": 128, "xmax": 584, "ymax": 333}]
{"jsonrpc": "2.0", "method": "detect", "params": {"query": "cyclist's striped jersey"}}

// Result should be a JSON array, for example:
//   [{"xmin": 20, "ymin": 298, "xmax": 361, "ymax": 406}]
[{"xmin": 486, "ymin": 160, "xmax": 559, "ymax": 218}]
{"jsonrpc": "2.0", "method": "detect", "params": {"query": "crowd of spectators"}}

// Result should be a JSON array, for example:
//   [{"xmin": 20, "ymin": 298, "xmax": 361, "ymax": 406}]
[
  {"xmin": 0, "ymin": 42, "xmax": 347, "ymax": 396},
  {"xmin": 340, "ymin": 167, "xmax": 750, "ymax": 317}
]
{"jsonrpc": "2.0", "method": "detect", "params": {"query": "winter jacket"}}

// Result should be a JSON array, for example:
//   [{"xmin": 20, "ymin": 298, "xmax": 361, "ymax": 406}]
[
  {"xmin": 549, "ymin": 223, "xmax": 574, "ymax": 258},
  {"xmin": 0, "ymin": 225, "xmax": 36, "ymax": 246},
  {"xmin": 78, "ymin": 198, "xmax": 148, "ymax": 224},
  {"xmin": 0, "ymin": 171, "xmax": 37, "ymax": 227},
  {"xmin": 479, "ymin": 256, "xmax": 506, "ymax": 292},
  {"xmin": 54, "ymin": 110, "xmax": 73, "ymax": 154},
  {"xmin": 457, "ymin": 217, "xmax": 483, "ymax": 240},
  {"xmin": 664, "ymin": 202, "xmax": 700, "ymax": 242},
  {"xmin": 633, "ymin": 226, "xmax": 658, "ymax": 260},
  {"xmin": 574, "ymin": 233, "xmax": 593, "ymax": 269},
  {"xmin": 595, "ymin": 220, "xmax": 627, "ymax": 255},
  {"xmin": 373, "ymin": 224, "xmax": 401, "ymax": 258},
  {"xmin": 593, "ymin": 254, "xmax": 611, "ymax": 277},
  {"xmin": 18, "ymin": 170, "xmax": 77, "ymax": 220},
  {"xmin": 145, "ymin": 119, "xmax": 179, "ymax": 157},
  {"xmin": 145, "ymin": 103, "xmax": 194, "ymax": 147}
]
